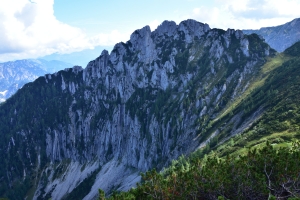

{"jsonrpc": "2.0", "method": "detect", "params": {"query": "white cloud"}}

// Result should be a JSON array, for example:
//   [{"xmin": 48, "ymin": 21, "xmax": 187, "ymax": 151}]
[
  {"xmin": 191, "ymin": 0, "xmax": 300, "ymax": 30},
  {"xmin": 89, "ymin": 30, "xmax": 130, "ymax": 46},
  {"xmin": 0, "ymin": 0, "xmax": 91, "ymax": 62},
  {"xmin": 149, "ymin": 20, "xmax": 160, "ymax": 31},
  {"xmin": 192, "ymin": 7, "xmax": 220, "ymax": 25},
  {"xmin": 0, "ymin": 0, "xmax": 128, "ymax": 62},
  {"xmin": 2, "ymin": 0, "xmax": 300, "ymax": 63}
]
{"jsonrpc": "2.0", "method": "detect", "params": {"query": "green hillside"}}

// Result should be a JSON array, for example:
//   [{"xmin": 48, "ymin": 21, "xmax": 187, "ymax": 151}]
[
  {"xmin": 214, "ymin": 41, "xmax": 300, "ymax": 157},
  {"xmin": 191, "ymin": 41, "xmax": 300, "ymax": 158},
  {"xmin": 101, "ymin": 142, "xmax": 300, "ymax": 199}
]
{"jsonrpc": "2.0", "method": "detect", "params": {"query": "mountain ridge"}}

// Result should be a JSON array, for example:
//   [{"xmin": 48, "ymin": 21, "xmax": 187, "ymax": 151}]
[{"xmin": 0, "ymin": 19, "xmax": 279, "ymax": 199}]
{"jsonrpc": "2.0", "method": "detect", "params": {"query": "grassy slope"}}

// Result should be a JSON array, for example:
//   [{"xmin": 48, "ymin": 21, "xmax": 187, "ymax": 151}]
[
  {"xmin": 207, "ymin": 41, "xmax": 300, "ymax": 158},
  {"xmin": 193, "ymin": 51, "xmax": 292, "ymax": 153},
  {"xmin": 214, "ymin": 53, "xmax": 289, "ymax": 122}
]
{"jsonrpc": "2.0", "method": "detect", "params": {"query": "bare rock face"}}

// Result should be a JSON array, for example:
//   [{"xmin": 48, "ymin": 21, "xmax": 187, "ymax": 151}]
[
  {"xmin": 243, "ymin": 18, "xmax": 300, "ymax": 52},
  {"xmin": 0, "ymin": 19, "xmax": 273, "ymax": 200}
]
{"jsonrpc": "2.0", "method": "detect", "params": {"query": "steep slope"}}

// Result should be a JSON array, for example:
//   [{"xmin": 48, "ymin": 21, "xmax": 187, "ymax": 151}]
[
  {"xmin": 0, "ymin": 19, "xmax": 273, "ymax": 199},
  {"xmin": 106, "ymin": 42, "xmax": 300, "ymax": 200},
  {"xmin": 0, "ymin": 59, "xmax": 73, "ymax": 102},
  {"xmin": 243, "ymin": 18, "xmax": 300, "ymax": 52},
  {"xmin": 112, "ymin": 42, "xmax": 300, "ymax": 199}
]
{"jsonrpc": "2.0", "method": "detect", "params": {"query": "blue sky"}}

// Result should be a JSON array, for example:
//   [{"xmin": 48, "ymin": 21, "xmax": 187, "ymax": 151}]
[
  {"xmin": 0, "ymin": 0, "xmax": 300, "ymax": 65},
  {"xmin": 53, "ymin": 0, "xmax": 213, "ymax": 36}
]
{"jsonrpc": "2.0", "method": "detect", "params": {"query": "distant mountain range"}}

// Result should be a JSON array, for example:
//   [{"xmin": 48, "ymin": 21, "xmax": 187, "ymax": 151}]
[
  {"xmin": 243, "ymin": 18, "xmax": 300, "ymax": 52},
  {"xmin": 40, "ymin": 46, "xmax": 113, "ymax": 68},
  {"xmin": 0, "ymin": 59, "xmax": 73, "ymax": 102}
]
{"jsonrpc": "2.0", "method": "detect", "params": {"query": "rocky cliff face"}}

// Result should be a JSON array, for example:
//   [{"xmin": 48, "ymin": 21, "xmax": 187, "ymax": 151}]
[
  {"xmin": 0, "ymin": 19, "xmax": 274, "ymax": 200},
  {"xmin": 243, "ymin": 18, "xmax": 300, "ymax": 52},
  {"xmin": 0, "ymin": 59, "xmax": 73, "ymax": 102}
]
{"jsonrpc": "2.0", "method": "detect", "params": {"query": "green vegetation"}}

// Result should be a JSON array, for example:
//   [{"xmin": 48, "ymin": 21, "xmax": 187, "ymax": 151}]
[
  {"xmin": 285, "ymin": 41, "xmax": 300, "ymax": 56},
  {"xmin": 196, "ymin": 41, "xmax": 300, "ymax": 152},
  {"xmin": 99, "ymin": 141, "xmax": 300, "ymax": 199}
]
